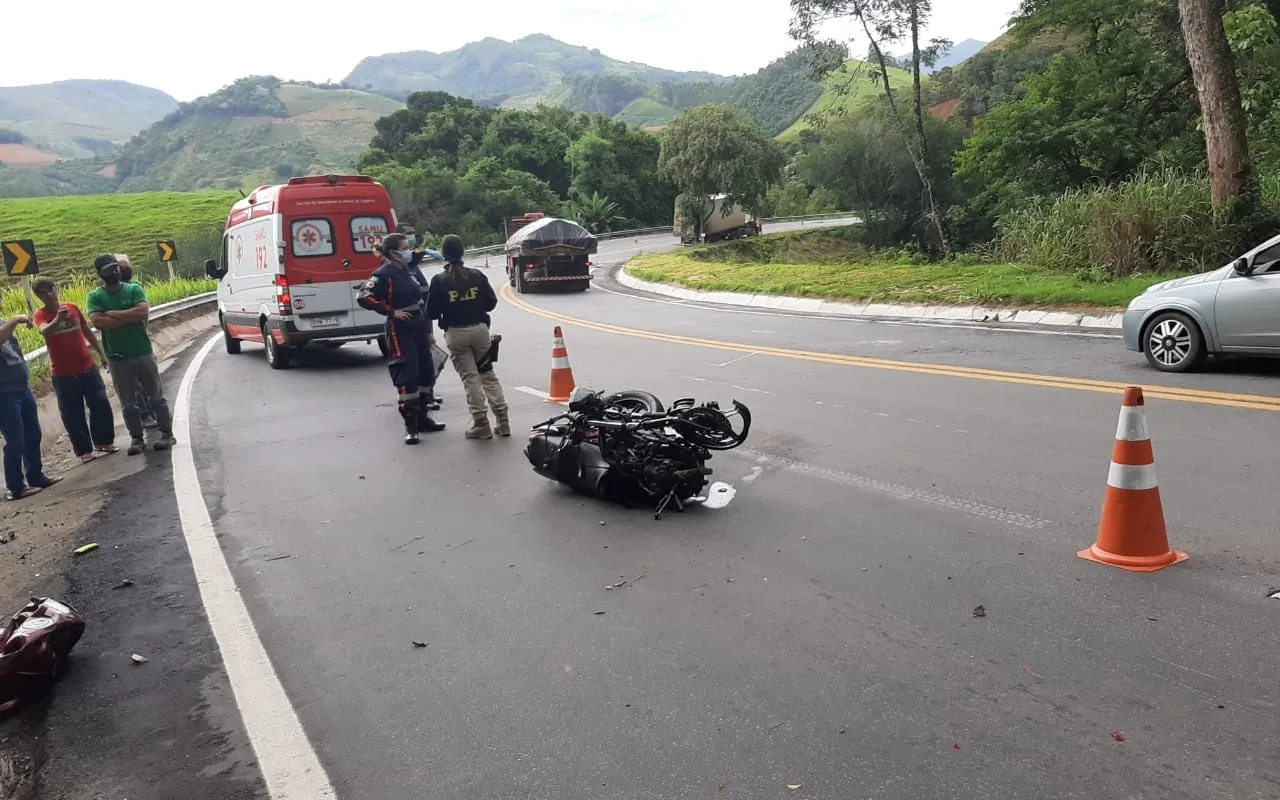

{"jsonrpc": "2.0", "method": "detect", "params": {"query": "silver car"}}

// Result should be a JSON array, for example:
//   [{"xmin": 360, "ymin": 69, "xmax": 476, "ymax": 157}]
[{"xmin": 1123, "ymin": 234, "xmax": 1280, "ymax": 372}]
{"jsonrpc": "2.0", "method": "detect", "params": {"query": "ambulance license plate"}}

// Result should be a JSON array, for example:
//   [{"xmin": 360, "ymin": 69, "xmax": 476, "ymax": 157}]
[{"xmin": 309, "ymin": 315, "xmax": 341, "ymax": 328}]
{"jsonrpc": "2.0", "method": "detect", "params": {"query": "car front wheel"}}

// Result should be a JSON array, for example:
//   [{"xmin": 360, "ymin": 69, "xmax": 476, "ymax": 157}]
[{"xmin": 1143, "ymin": 311, "xmax": 1206, "ymax": 373}]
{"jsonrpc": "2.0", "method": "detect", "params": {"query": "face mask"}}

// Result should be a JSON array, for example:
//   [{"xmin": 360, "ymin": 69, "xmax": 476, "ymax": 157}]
[
  {"xmin": 120, "ymin": 267, "xmax": 133, "ymax": 282},
  {"xmin": 404, "ymin": 235, "xmax": 417, "ymax": 248},
  {"xmin": 101, "ymin": 270, "xmax": 120, "ymax": 286},
  {"xmin": 396, "ymin": 249, "xmax": 413, "ymax": 263}
]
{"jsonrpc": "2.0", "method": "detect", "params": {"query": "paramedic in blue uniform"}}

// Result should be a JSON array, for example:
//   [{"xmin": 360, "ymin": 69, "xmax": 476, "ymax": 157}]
[
  {"xmin": 357, "ymin": 233, "xmax": 446, "ymax": 444},
  {"xmin": 397, "ymin": 223, "xmax": 446, "ymax": 410}
]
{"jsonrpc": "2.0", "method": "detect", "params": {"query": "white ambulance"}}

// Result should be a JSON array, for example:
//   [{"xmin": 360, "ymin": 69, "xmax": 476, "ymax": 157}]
[{"xmin": 204, "ymin": 174, "xmax": 399, "ymax": 369}]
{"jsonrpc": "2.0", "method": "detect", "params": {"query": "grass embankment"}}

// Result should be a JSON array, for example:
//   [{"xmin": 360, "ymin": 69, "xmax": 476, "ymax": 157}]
[
  {"xmin": 0, "ymin": 190, "xmax": 238, "ymax": 282},
  {"xmin": 629, "ymin": 226, "xmax": 1189, "ymax": 310}
]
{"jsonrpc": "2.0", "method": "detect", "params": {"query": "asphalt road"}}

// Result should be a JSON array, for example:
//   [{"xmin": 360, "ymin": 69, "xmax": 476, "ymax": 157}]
[{"xmin": 66, "ymin": 221, "xmax": 1280, "ymax": 799}]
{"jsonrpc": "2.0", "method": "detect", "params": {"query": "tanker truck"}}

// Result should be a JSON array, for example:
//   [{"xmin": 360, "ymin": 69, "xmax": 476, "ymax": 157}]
[{"xmin": 674, "ymin": 194, "xmax": 762, "ymax": 245}]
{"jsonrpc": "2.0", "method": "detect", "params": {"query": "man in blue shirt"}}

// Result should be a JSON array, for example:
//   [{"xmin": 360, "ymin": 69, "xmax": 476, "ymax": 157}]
[{"xmin": 0, "ymin": 314, "xmax": 62, "ymax": 501}]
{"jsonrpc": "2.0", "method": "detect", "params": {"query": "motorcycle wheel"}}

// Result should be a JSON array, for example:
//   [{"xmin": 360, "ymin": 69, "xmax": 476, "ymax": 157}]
[{"xmin": 603, "ymin": 390, "xmax": 664, "ymax": 414}]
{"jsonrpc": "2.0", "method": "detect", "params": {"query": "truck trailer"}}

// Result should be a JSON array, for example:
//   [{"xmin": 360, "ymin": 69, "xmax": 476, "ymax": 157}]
[
  {"xmin": 675, "ymin": 195, "xmax": 761, "ymax": 245},
  {"xmin": 504, "ymin": 213, "xmax": 597, "ymax": 294}
]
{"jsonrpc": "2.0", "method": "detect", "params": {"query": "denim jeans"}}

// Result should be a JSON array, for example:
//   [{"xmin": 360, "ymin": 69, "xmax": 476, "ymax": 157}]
[
  {"xmin": 51, "ymin": 366, "xmax": 116, "ymax": 457},
  {"xmin": 0, "ymin": 388, "xmax": 50, "ymax": 496}
]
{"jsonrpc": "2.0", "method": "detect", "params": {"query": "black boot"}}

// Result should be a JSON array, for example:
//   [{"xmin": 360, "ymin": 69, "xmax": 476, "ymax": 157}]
[
  {"xmin": 417, "ymin": 400, "xmax": 446, "ymax": 434},
  {"xmin": 401, "ymin": 401, "xmax": 420, "ymax": 445},
  {"xmin": 424, "ymin": 388, "xmax": 442, "ymax": 411}
]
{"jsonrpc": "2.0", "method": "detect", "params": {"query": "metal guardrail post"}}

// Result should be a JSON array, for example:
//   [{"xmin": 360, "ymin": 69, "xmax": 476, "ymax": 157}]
[{"xmin": 23, "ymin": 291, "xmax": 218, "ymax": 366}]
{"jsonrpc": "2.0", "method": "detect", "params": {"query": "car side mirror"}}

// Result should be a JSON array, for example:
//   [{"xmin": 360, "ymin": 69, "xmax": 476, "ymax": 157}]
[
  {"xmin": 204, "ymin": 259, "xmax": 226, "ymax": 280},
  {"xmin": 1233, "ymin": 257, "xmax": 1254, "ymax": 276}
]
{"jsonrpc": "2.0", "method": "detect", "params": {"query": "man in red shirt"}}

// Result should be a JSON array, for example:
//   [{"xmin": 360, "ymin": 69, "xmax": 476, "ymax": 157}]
[{"xmin": 32, "ymin": 278, "xmax": 117, "ymax": 463}]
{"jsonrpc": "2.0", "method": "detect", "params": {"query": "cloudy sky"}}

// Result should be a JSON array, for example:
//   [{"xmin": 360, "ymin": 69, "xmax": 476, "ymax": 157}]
[{"xmin": 3, "ymin": 0, "xmax": 1022, "ymax": 101}]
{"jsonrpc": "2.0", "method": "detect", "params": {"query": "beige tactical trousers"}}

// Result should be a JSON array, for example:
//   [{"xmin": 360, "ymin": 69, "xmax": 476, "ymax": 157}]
[{"xmin": 444, "ymin": 324, "xmax": 508, "ymax": 423}]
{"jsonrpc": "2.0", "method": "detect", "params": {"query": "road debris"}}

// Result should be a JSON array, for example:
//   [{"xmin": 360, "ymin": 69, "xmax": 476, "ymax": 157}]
[
  {"xmin": 954, "ymin": 743, "xmax": 961, "ymax": 750},
  {"xmin": 0, "ymin": 598, "xmax": 86, "ymax": 713},
  {"xmin": 73, "ymin": 543, "xmax": 99, "ymax": 556},
  {"xmin": 718, "ymin": 784, "xmax": 725, "ymax": 792},
  {"xmin": 0, "ymin": 532, "xmax": 12, "ymax": 544},
  {"xmin": 412, "ymin": 641, "xmax": 428, "ymax": 648},
  {"xmin": 972, "ymin": 604, "xmax": 986, "ymax": 617},
  {"xmin": 1267, "ymin": 588, "xmax": 1280, "ymax": 599},
  {"xmin": 786, "ymin": 784, "xmax": 802, "ymax": 791},
  {"xmin": 265, "ymin": 554, "xmax": 295, "ymax": 562},
  {"xmin": 605, "ymin": 580, "xmax": 628, "ymax": 591},
  {"xmin": 1112, "ymin": 731, "xmax": 1125, "ymax": 742},
  {"xmin": 131, "ymin": 654, "xmax": 149, "ymax": 665},
  {"xmin": 111, "ymin": 579, "xmax": 134, "ymax": 590},
  {"xmin": 726, "ymin": 577, "xmax": 736, "ymax": 583},
  {"xmin": 593, "ymin": 610, "xmax": 606, "ymax": 615}
]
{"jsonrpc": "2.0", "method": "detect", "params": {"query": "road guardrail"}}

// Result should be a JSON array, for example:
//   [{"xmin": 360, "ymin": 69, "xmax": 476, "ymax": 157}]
[
  {"xmin": 459, "ymin": 211, "xmax": 857, "ymax": 257},
  {"xmin": 21, "ymin": 211, "xmax": 857, "ymax": 365},
  {"xmin": 23, "ymin": 291, "xmax": 218, "ymax": 366}
]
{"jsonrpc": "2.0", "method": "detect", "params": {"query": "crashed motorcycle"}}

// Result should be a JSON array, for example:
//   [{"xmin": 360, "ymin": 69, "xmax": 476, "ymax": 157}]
[{"xmin": 524, "ymin": 388, "xmax": 751, "ymax": 518}]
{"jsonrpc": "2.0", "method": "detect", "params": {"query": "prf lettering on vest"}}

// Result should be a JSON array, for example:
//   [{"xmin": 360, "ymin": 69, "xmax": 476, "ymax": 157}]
[{"xmin": 449, "ymin": 287, "xmax": 479, "ymax": 303}]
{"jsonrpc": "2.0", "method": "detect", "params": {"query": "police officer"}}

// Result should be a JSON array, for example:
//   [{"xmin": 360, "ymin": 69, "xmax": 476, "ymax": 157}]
[
  {"xmin": 427, "ymin": 234, "xmax": 509, "ymax": 440},
  {"xmin": 357, "ymin": 233, "xmax": 446, "ymax": 444}
]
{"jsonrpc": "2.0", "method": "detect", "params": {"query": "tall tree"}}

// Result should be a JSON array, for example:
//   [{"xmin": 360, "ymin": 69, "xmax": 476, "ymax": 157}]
[
  {"xmin": 1178, "ymin": 0, "xmax": 1253, "ymax": 210},
  {"xmin": 658, "ymin": 105, "xmax": 785, "ymax": 241},
  {"xmin": 790, "ymin": 0, "xmax": 952, "ymax": 254}
]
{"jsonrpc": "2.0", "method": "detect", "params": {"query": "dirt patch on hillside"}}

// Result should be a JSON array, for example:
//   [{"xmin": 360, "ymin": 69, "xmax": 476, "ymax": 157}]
[
  {"xmin": 0, "ymin": 145, "xmax": 58, "ymax": 168},
  {"xmin": 97, "ymin": 163, "xmax": 117, "ymax": 178}
]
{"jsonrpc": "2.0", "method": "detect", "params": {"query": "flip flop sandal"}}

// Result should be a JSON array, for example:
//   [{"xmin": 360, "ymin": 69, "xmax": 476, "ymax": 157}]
[
  {"xmin": 4, "ymin": 486, "xmax": 43, "ymax": 501},
  {"xmin": 34, "ymin": 476, "xmax": 63, "ymax": 489},
  {"xmin": 96, "ymin": 445, "xmax": 119, "ymax": 455},
  {"xmin": 81, "ymin": 454, "xmax": 97, "ymax": 464}
]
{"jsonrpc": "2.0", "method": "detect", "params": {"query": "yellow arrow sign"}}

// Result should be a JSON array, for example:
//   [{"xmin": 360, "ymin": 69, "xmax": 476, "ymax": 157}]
[
  {"xmin": 2, "ymin": 240, "xmax": 37, "ymax": 276},
  {"xmin": 157, "ymin": 240, "xmax": 176, "ymax": 262}
]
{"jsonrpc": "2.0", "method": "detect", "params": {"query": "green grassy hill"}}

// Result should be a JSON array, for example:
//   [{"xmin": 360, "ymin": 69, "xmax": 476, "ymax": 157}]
[
  {"xmin": 0, "ymin": 191, "xmax": 238, "ymax": 282},
  {"xmin": 109, "ymin": 78, "xmax": 402, "ymax": 192},
  {"xmin": 778, "ymin": 60, "xmax": 914, "ymax": 140}
]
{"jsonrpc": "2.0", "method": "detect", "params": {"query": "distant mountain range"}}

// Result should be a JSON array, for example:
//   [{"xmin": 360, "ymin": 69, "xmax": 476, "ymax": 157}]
[
  {"xmin": 346, "ymin": 33, "xmax": 728, "ymax": 106},
  {"xmin": 0, "ymin": 34, "xmax": 991, "ymax": 198}
]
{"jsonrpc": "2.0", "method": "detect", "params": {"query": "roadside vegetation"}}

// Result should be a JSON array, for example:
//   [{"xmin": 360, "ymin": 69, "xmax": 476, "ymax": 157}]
[
  {"xmin": 0, "ymin": 190, "xmax": 236, "ymax": 282},
  {"xmin": 629, "ymin": 227, "xmax": 1184, "ymax": 310}
]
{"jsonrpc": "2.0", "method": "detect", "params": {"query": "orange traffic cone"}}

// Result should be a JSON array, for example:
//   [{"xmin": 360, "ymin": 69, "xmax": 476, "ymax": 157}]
[
  {"xmin": 1078, "ymin": 387, "xmax": 1187, "ymax": 572},
  {"xmin": 547, "ymin": 326, "xmax": 576, "ymax": 402}
]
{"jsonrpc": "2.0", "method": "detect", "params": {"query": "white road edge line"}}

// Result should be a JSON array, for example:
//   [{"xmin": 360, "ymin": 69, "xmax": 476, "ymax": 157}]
[
  {"xmin": 173, "ymin": 333, "xmax": 338, "ymax": 800},
  {"xmin": 588, "ymin": 276, "xmax": 1123, "ymax": 339}
]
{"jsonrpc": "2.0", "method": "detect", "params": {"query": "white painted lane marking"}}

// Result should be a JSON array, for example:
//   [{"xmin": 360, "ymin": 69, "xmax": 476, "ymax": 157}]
[
  {"xmin": 515, "ymin": 385, "xmax": 567, "ymax": 404},
  {"xmin": 711, "ymin": 351, "xmax": 759, "ymax": 368},
  {"xmin": 173, "ymin": 333, "xmax": 337, "ymax": 800},
  {"xmin": 588, "ymin": 278, "xmax": 1123, "ymax": 339},
  {"xmin": 737, "ymin": 448, "xmax": 1051, "ymax": 530}
]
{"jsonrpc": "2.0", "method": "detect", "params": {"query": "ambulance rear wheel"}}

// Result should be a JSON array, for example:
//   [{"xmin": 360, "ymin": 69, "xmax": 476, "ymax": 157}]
[
  {"xmin": 221, "ymin": 317, "xmax": 241, "ymax": 354},
  {"xmin": 262, "ymin": 322, "xmax": 292, "ymax": 370}
]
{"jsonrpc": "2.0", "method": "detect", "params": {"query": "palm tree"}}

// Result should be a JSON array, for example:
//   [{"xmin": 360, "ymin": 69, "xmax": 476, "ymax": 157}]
[{"xmin": 563, "ymin": 192, "xmax": 625, "ymax": 233}]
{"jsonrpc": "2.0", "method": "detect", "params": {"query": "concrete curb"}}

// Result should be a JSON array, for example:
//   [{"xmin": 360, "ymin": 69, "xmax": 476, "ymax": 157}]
[{"xmin": 615, "ymin": 266, "xmax": 1125, "ymax": 331}]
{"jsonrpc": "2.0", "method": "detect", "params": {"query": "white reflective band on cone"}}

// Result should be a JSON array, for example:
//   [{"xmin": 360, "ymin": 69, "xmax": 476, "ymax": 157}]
[
  {"xmin": 1115, "ymin": 406, "xmax": 1150, "ymax": 442},
  {"xmin": 552, "ymin": 357, "xmax": 572, "ymax": 369},
  {"xmin": 1107, "ymin": 462, "xmax": 1159, "ymax": 491}
]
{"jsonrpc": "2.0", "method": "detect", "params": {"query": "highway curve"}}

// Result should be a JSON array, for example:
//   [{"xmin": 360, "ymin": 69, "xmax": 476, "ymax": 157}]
[{"xmin": 26, "ymin": 219, "xmax": 1280, "ymax": 799}]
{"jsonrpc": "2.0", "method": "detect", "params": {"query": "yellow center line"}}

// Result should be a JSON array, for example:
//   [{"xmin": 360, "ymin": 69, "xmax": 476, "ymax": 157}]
[{"xmin": 500, "ymin": 284, "xmax": 1280, "ymax": 413}]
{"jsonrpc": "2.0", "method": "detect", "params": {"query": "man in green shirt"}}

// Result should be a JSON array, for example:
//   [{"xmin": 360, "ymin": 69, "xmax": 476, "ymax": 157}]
[{"xmin": 86, "ymin": 254, "xmax": 175, "ymax": 455}]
